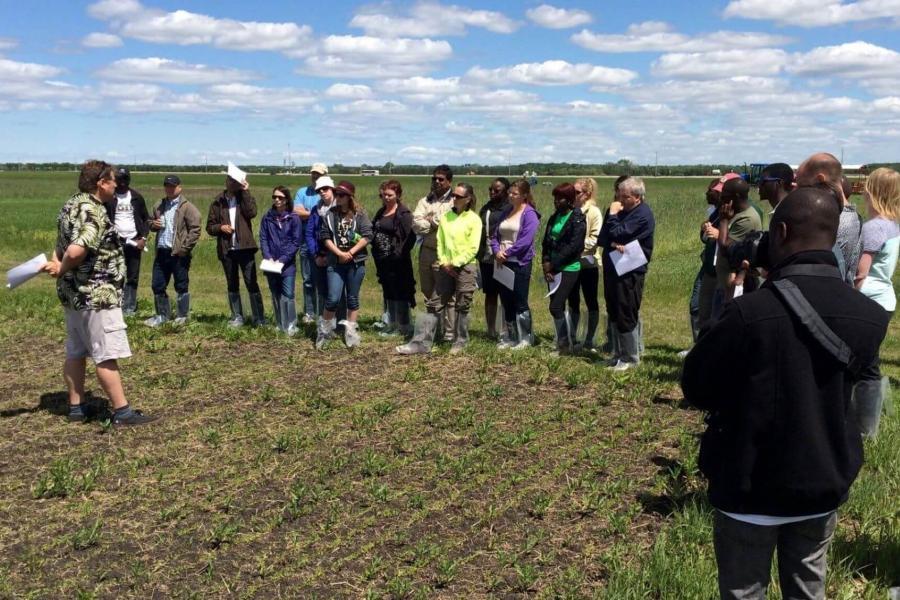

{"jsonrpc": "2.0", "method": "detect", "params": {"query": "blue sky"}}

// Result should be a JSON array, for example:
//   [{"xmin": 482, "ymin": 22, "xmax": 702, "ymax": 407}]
[{"xmin": 2, "ymin": 0, "xmax": 899, "ymax": 167}]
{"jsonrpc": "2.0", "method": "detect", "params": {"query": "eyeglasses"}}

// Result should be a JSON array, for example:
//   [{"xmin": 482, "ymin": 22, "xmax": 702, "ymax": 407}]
[
  {"xmin": 758, "ymin": 176, "xmax": 785, "ymax": 185},
  {"xmin": 272, "ymin": 195, "xmax": 286, "ymax": 201},
  {"xmin": 432, "ymin": 176, "xmax": 447, "ymax": 182}
]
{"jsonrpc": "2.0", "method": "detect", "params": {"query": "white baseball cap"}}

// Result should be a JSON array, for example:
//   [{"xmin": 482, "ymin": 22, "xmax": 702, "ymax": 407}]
[
  {"xmin": 314, "ymin": 175, "xmax": 335, "ymax": 191},
  {"xmin": 310, "ymin": 163, "xmax": 328, "ymax": 175}
]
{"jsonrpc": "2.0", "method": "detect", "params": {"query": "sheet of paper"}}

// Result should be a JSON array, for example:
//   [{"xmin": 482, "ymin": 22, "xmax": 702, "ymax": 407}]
[
  {"xmin": 609, "ymin": 240, "xmax": 648, "ymax": 276},
  {"xmin": 544, "ymin": 272, "xmax": 562, "ymax": 297},
  {"xmin": 732, "ymin": 284, "xmax": 744, "ymax": 298},
  {"xmin": 227, "ymin": 161, "xmax": 247, "ymax": 184},
  {"xmin": 7, "ymin": 253, "xmax": 48, "ymax": 289},
  {"xmin": 260, "ymin": 258, "xmax": 284, "ymax": 274},
  {"xmin": 492, "ymin": 262, "xmax": 515, "ymax": 291}
]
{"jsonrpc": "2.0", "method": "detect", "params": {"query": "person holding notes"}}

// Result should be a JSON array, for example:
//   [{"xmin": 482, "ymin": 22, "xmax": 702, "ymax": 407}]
[
  {"xmin": 259, "ymin": 185, "xmax": 302, "ymax": 336},
  {"xmin": 490, "ymin": 180, "xmax": 540, "ymax": 350},
  {"xmin": 598, "ymin": 176, "xmax": 656, "ymax": 370},
  {"xmin": 541, "ymin": 183, "xmax": 586, "ymax": 354}
]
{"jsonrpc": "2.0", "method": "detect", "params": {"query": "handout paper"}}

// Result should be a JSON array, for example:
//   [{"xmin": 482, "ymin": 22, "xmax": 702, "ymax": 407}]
[
  {"xmin": 492, "ymin": 262, "xmax": 515, "ymax": 291},
  {"xmin": 227, "ymin": 161, "xmax": 247, "ymax": 184},
  {"xmin": 609, "ymin": 240, "xmax": 648, "ymax": 276},
  {"xmin": 260, "ymin": 259, "xmax": 284, "ymax": 274},
  {"xmin": 7, "ymin": 253, "xmax": 48, "ymax": 289},
  {"xmin": 544, "ymin": 272, "xmax": 562, "ymax": 297}
]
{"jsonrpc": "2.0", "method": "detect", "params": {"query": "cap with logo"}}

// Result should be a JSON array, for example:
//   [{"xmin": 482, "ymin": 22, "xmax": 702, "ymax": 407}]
[{"xmin": 163, "ymin": 175, "xmax": 181, "ymax": 186}]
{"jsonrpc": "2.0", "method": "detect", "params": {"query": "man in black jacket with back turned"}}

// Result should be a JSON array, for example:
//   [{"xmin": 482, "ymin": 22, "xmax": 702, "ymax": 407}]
[
  {"xmin": 106, "ymin": 167, "xmax": 150, "ymax": 315},
  {"xmin": 682, "ymin": 186, "xmax": 889, "ymax": 600}
]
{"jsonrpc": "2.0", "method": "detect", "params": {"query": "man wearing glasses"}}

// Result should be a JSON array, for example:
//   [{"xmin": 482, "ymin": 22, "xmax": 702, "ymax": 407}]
[{"xmin": 412, "ymin": 164, "xmax": 456, "ymax": 342}]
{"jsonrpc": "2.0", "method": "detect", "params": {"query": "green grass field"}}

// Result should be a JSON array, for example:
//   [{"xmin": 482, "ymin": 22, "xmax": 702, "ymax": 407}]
[{"xmin": 0, "ymin": 171, "xmax": 896, "ymax": 598}]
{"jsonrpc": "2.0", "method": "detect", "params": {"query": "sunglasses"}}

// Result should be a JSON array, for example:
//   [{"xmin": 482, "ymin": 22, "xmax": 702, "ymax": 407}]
[
  {"xmin": 452, "ymin": 193, "xmax": 469, "ymax": 199},
  {"xmin": 432, "ymin": 176, "xmax": 447, "ymax": 182},
  {"xmin": 758, "ymin": 176, "xmax": 786, "ymax": 185},
  {"xmin": 272, "ymin": 195, "xmax": 286, "ymax": 201}
]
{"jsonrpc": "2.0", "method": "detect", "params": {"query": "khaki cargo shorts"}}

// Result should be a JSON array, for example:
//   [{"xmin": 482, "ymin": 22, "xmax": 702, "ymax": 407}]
[{"xmin": 65, "ymin": 307, "xmax": 132, "ymax": 364}]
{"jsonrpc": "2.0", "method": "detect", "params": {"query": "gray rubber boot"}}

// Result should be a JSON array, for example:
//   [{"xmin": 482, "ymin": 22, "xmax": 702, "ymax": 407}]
[
  {"xmin": 396, "ymin": 312, "xmax": 438, "ymax": 355},
  {"xmin": 315, "ymin": 316, "xmax": 336, "ymax": 350},
  {"xmin": 601, "ymin": 318, "xmax": 614, "ymax": 353},
  {"xmin": 281, "ymin": 296, "xmax": 298, "ymax": 336},
  {"xmin": 583, "ymin": 311, "xmax": 600, "ymax": 350},
  {"xmin": 145, "ymin": 293, "xmax": 170, "ymax": 327},
  {"xmin": 637, "ymin": 318, "xmax": 645, "ymax": 354},
  {"xmin": 610, "ymin": 327, "xmax": 640, "ymax": 370},
  {"xmin": 379, "ymin": 300, "xmax": 400, "ymax": 337},
  {"xmin": 249, "ymin": 292, "xmax": 267, "ymax": 326},
  {"xmin": 173, "ymin": 292, "xmax": 190, "ymax": 324},
  {"xmin": 122, "ymin": 285, "xmax": 137, "ymax": 316},
  {"xmin": 443, "ymin": 303, "xmax": 457, "ymax": 343},
  {"xmin": 450, "ymin": 312, "xmax": 470, "ymax": 354},
  {"xmin": 513, "ymin": 310, "xmax": 534, "ymax": 350},
  {"xmin": 851, "ymin": 379, "xmax": 884, "ymax": 438},
  {"xmin": 568, "ymin": 309, "xmax": 581, "ymax": 351},
  {"xmin": 553, "ymin": 316, "xmax": 570, "ymax": 353},
  {"xmin": 227, "ymin": 292, "xmax": 244, "ymax": 328}
]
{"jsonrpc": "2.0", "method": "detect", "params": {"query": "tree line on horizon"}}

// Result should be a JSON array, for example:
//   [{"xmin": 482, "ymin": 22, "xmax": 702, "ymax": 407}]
[{"xmin": 2, "ymin": 159, "xmax": 895, "ymax": 178}]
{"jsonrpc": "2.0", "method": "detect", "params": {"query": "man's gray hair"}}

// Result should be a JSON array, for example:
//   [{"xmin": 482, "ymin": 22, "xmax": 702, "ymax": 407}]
[{"xmin": 619, "ymin": 176, "xmax": 645, "ymax": 199}]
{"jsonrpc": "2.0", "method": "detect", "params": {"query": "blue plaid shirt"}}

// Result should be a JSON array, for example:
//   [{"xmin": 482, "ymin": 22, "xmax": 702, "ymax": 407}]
[{"xmin": 157, "ymin": 196, "xmax": 181, "ymax": 249}]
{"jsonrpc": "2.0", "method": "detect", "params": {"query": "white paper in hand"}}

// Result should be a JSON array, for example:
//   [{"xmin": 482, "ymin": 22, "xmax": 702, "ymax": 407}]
[
  {"xmin": 7, "ymin": 253, "xmax": 48, "ymax": 289},
  {"xmin": 260, "ymin": 259, "xmax": 284, "ymax": 274},
  {"xmin": 545, "ymin": 272, "xmax": 562, "ymax": 297},
  {"xmin": 227, "ymin": 161, "xmax": 247, "ymax": 184},
  {"xmin": 492, "ymin": 262, "xmax": 515, "ymax": 291},
  {"xmin": 609, "ymin": 240, "xmax": 648, "ymax": 276}
]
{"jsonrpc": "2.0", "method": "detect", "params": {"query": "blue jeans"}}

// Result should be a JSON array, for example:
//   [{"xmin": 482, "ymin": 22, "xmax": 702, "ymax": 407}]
[
  {"xmin": 151, "ymin": 248, "xmax": 191, "ymax": 295},
  {"xmin": 326, "ymin": 262, "xmax": 365, "ymax": 312},
  {"xmin": 265, "ymin": 273, "xmax": 295, "ymax": 300},
  {"xmin": 299, "ymin": 243, "xmax": 317, "ymax": 316}
]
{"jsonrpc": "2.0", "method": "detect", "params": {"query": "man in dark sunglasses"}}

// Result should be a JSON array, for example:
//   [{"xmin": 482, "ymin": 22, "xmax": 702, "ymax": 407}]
[{"xmin": 757, "ymin": 163, "xmax": 794, "ymax": 211}]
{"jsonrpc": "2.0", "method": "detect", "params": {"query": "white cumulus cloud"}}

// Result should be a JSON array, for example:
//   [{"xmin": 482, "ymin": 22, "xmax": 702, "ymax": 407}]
[
  {"xmin": 302, "ymin": 36, "xmax": 452, "ymax": 79},
  {"xmin": 0, "ymin": 37, "xmax": 18, "ymax": 51},
  {"xmin": 465, "ymin": 60, "xmax": 637, "ymax": 88},
  {"xmin": 526, "ymin": 4, "xmax": 593, "ymax": 29},
  {"xmin": 332, "ymin": 99, "xmax": 409, "ymax": 115},
  {"xmin": 572, "ymin": 21, "xmax": 790, "ymax": 53},
  {"xmin": 325, "ymin": 83, "xmax": 374, "ymax": 99},
  {"xmin": 350, "ymin": 1, "xmax": 519, "ymax": 37},
  {"xmin": 97, "ymin": 57, "xmax": 257, "ymax": 85},
  {"xmin": 653, "ymin": 49, "xmax": 788, "ymax": 79},
  {"xmin": 82, "ymin": 32, "xmax": 123, "ymax": 48},
  {"xmin": 88, "ymin": 0, "xmax": 314, "ymax": 56},
  {"xmin": 723, "ymin": 0, "xmax": 900, "ymax": 27}
]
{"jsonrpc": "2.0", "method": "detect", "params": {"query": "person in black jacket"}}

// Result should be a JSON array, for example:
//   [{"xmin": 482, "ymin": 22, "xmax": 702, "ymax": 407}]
[
  {"xmin": 107, "ymin": 167, "xmax": 150, "ymax": 316},
  {"xmin": 541, "ymin": 183, "xmax": 586, "ymax": 353},
  {"xmin": 682, "ymin": 186, "xmax": 889, "ymax": 600},
  {"xmin": 598, "ymin": 176, "xmax": 655, "ymax": 370},
  {"xmin": 371, "ymin": 180, "xmax": 416, "ymax": 337}
]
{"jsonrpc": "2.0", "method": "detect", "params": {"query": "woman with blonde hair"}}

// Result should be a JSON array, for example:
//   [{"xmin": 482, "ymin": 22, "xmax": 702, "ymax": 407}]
[
  {"xmin": 573, "ymin": 177, "xmax": 603, "ymax": 351},
  {"xmin": 852, "ymin": 167, "xmax": 899, "ymax": 435}
]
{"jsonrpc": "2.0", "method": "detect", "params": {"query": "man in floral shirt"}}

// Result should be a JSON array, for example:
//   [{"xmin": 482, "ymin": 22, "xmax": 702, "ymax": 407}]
[{"xmin": 43, "ymin": 160, "xmax": 156, "ymax": 426}]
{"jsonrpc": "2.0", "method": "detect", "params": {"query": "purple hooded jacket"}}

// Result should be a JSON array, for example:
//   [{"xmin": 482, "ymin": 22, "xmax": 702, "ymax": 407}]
[
  {"xmin": 489, "ymin": 204, "xmax": 540, "ymax": 264},
  {"xmin": 259, "ymin": 208, "xmax": 302, "ymax": 277}
]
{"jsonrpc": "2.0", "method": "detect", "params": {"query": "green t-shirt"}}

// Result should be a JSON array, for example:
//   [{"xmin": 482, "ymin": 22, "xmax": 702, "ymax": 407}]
[
  {"xmin": 716, "ymin": 204, "xmax": 762, "ymax": 288},
  {"xmin": 550, "ymin": 211, "xmax": 581, "ymax": 272}
]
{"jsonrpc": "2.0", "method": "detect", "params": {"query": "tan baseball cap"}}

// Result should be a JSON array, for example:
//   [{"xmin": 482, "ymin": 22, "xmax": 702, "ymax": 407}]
[{"xmin": 310, "ymin": 163, "xmax": 328, "ymax": 175}]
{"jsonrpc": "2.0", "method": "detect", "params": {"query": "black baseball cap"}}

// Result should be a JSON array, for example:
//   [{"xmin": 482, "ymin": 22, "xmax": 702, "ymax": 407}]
[
  {"xmin": 163, "ymin": 175, "xmax": 181, "ymax": 186},
  {"xmin": 115, "ymin": 167, "xmax": 130, "ymax": 184}
]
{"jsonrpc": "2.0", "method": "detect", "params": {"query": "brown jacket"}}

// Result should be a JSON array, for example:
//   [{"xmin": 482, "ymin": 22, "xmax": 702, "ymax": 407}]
[
  {"xmin": 206, "ymin": 190, "xmax": 258, "ymax": 258},
  {"xmin": 151, "ymin": 197, "xmax": 202, "ymax": 257}
]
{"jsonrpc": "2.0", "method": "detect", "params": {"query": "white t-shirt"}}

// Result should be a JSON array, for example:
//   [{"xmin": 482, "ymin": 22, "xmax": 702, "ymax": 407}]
[
  {"xmin": 113, "ymin": 191, "xmax": 137, "ymax": 240},
  {"xmin": 227, "ymin": 196, "xmax": 238, "ymax": 249},
  {"xmin": 719, "ymin": 509, "xmax": 833, "ymax": 526}
]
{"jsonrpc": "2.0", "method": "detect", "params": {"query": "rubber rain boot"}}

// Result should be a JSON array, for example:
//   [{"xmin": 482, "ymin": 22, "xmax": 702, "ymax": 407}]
[
  {"xmin": 270, "ymin": 294, "xmax": 283, "ymax": 331},
  {"xmin": 249, "ymin": 292, "xmax": 267, "ymax": 326},
  {"xmin": 145, "ymin": 293, "xmax": 170, "ymax": 327},
  {"xmin": 122, "ymin": 285, "xmax": 137, "ymax": 316},
  {"xmin": 851, "ymin": 378, "xmax": 884, "ymax": 438},
  {"xmin": 450, "ymin": 312, "xmax": 470, "ymax": 355},
  {"xmin": 173, "ymin": 292, "xmax": 190, "ymax": 325},
  {"xmin": 227, "ymin": 292, "xmax": 244, "ymax": 328},
  {"xmin": 341, "ymin": 320, "xmax": 361, "ymax": 348},
  {"xmin": 610, "ymin": 327, "xmax": 640, "ymax": 371},
  {"xmin": 281, "ymin": 296, "xmax": 298, "ymax": 336},
  {"xmin": 553, "ymin": 316, "xmax": 570, "ymax": 354},
  {"xmin": 497, "ymin": 320, "xmax": 518, "ymax": 350},
  {"xmin": 512, "ymin": 310, "xmax": 534, "ymax": 350},
  {"xmin": 583, "ymin": 311, "xmax": 600, "ymax": 352},
  {"xmin": 396, "ymin": 312, "xmax": 438, "ymax": 355}
]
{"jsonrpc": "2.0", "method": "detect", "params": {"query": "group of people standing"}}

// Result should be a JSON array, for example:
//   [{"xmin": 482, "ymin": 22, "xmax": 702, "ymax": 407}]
[{"xmin": 101, "ymin": 163, "xmax": 657, "ymax": 367}]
